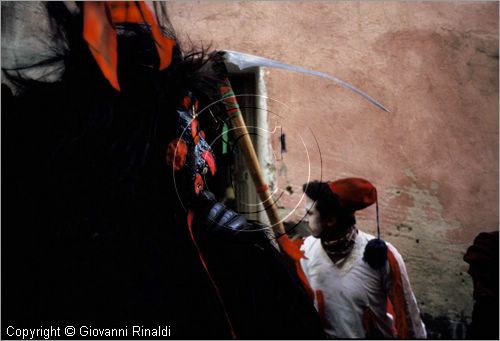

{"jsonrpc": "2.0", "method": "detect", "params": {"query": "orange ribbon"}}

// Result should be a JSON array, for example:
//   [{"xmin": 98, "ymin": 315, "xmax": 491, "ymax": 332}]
[{"xmin": 83, "ymin": 1, "xmax": 176, "ymax": 91}]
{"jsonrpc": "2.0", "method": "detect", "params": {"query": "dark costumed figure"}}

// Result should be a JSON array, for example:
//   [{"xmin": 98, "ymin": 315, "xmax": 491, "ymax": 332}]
[
  {"xmin": 463, "ymin": 231, "xmax": 499, "ymax": 339},
  {"xmin": 1, "ymin": 2, "xmax": 324, "ymax": 338}
]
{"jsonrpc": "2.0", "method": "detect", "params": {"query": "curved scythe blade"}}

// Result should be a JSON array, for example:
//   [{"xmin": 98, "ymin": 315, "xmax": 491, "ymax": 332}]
[{"xmin": 221, "ymin": 50, "xmax": 389, "ymax": 113}]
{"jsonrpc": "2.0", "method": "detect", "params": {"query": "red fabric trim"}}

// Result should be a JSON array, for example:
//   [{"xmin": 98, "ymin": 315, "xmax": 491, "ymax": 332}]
[
  {"xmin": 201, "ymin": 151, "xmax": 217, "ymax": 176},
  {"xmin": 187, "ymin": 210, "xmax": 237, "ymax": 339},
  {"xmin": 191, "ymin": 119, "xmax": 199, "ymax": 139},
  {"xmin": 83, "ymin": 2, "xmax": 119, "ymax": 91},
  {"xmin": 134, "ymin": 1, "xmax": 175, "ymax": 70},
  {"xmin": 277, "ymin": 235, "xmax": 305, "ymax": 262},
  {"xmin": 387, "ymin": 248, "xmax": 410, "ymax": 338},
  {"xmin": 277, "ymin": 235, "xmax": 314, "ymax": 301},
  {"xmin": 315, "ymin": 290, "xmax": 326, "ymax": 324},
  {"xmin": 182, "ymin": 96, "xmax": 191, "ymax": 110},
  {"xmin": 83, "ymin": 1, "xmax": 175, "ymax": 91},
  {"xmin": 109, "ymin": 1, "xmax": 144, "ymax": 22},
  {"xmin": 256, "ymin": 184, "xmax": 269, "ymax": 193},
  {"xmin": 165, "ymin": 138, "xmax": 187, "ymax": 171},
  {"xmin": 194, "ymin": 174, "xmax": 204, "ymax": 194},
  {"xmin": 386, "ymin": 298, "xmax": 398, "ymax": 336}
]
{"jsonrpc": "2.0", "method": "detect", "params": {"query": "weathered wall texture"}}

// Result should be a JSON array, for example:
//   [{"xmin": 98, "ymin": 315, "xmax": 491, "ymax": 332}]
[{"xmin": 167, "ymin": 1, "xmax": 498, "ymax": 334}]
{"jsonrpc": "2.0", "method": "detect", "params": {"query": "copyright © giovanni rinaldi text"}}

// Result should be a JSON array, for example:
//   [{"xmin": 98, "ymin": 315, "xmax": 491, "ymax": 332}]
[{"xmin": 6, "ymin": 325, "xmax": 172, "ymax": 339}]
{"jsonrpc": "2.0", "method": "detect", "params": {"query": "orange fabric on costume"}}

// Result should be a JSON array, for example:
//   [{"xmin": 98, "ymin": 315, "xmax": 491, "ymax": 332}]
[
  {"xmin": 83, "ymin": 1, "xmax": 176, "ymax": 91},
  {"xmin": 277, "ymin": 235, "xmax": 315, "ymax": 301},
  {"xmin": 315, "ymin": 290, "xmax": 326, "ymax": 324},
  {"xmin": 187, "ymin": 210, "xmax": 237, "ymax": 339},
  {"xmin": 387, "ymin": 248, "xmax": 410, "ymax": 338}
]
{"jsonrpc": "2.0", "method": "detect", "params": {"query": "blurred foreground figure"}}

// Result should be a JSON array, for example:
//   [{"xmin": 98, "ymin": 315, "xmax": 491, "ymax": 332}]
[
  {"xmin": 278, "ymin": 178, "xmax": 427, "ymax": 338},
  {"xmin": 1, "ymin": 2, "xmax": 323, "ymax": 338},
  {"xmin": 463, "ymin": 231, "xmax": 499, "ymax": 340}
]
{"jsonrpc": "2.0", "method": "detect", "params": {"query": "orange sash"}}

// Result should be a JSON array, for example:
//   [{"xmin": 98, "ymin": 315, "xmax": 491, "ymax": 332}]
[{"xmin": 83, "ymin": 1, "xmax": 176, "ymax": 91}]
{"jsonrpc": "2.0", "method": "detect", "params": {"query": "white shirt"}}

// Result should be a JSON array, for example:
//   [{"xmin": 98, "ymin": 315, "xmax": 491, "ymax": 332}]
[{"xmin": 300, "ymin": 230, "xmax": 426, "ymax": 339}]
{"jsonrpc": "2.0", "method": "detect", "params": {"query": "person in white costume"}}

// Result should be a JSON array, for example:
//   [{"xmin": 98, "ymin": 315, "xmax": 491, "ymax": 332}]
[{"xmin": 278, "ymin": 178, "xmax": 427, "ymax": 339}]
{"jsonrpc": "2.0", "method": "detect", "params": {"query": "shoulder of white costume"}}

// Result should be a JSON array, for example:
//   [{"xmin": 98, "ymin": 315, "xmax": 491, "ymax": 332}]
[{"xmin": 302, "ymin": 235, "xmax": 319, "ymax": 253}]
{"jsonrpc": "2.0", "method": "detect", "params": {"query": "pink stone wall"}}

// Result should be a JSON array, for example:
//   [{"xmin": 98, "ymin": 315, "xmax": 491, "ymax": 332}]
[{"xmin": 168, "ymin": 1, "xmax": 498, "ymax": 328}]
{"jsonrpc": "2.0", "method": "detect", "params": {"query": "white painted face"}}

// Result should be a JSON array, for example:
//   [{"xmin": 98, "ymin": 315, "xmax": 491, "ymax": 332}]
[{"xmin": 304, "ymin": 196, "xmax": 323, "ymax": 238}]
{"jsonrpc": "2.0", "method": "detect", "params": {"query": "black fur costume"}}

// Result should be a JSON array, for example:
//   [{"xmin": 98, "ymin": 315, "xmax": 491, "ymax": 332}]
[{"xmin": 2, "ymin": 2, "xmax": 324, "ymax": 339}]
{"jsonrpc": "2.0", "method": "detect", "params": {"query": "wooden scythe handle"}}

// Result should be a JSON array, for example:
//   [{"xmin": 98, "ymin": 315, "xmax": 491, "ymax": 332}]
[{"xmin": 219, "ymin": 79, "xmax": 286, "ymax": 237}]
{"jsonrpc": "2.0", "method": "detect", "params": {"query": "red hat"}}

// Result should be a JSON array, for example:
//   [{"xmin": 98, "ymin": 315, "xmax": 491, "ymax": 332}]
[
  {"xmin": 328, "ymin": 178, "xmax": 377, "ymax": 212},
  {"xmin": 329, "ymin": 178, "xmax": 387, "ymax": 269}
]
